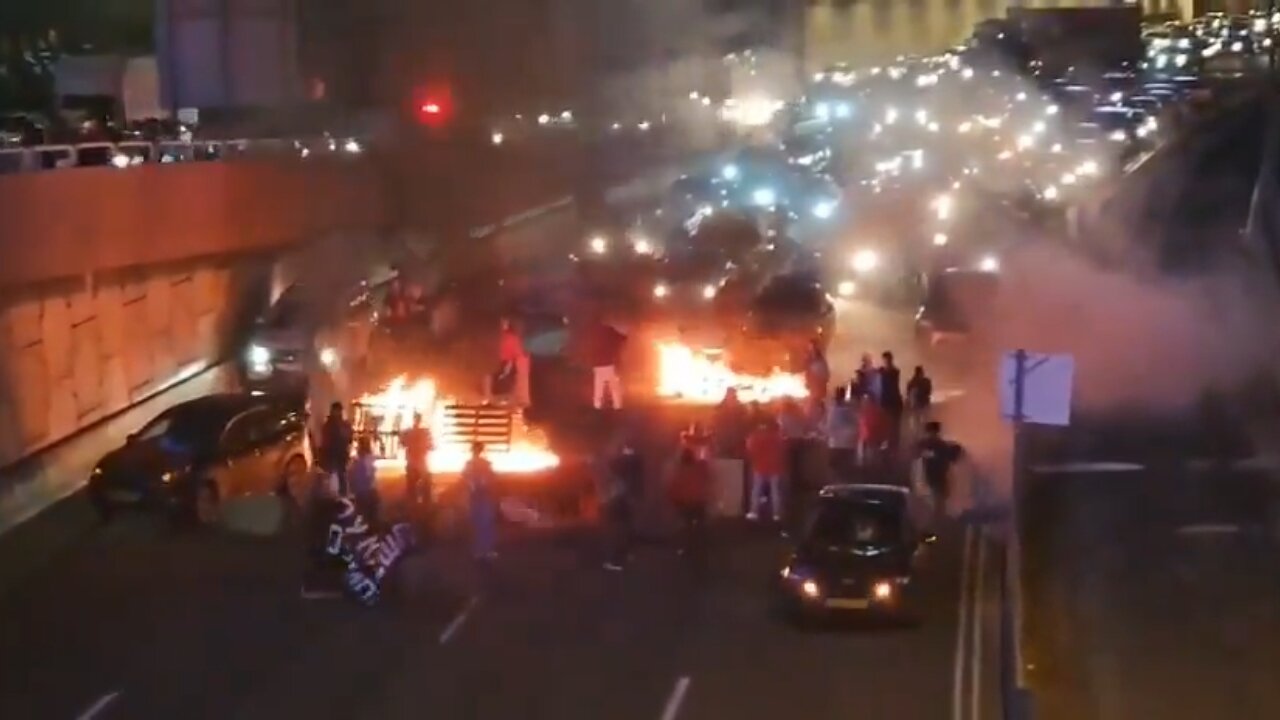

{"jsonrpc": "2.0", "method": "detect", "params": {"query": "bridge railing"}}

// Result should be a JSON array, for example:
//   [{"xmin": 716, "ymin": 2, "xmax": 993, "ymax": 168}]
[{"xmin": 0, "ymin": 136, "xmax": 368, "ymax": 175}]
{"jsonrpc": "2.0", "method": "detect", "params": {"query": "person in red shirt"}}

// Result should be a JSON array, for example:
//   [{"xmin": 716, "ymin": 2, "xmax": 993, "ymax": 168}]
[
  {"xmin": 487, "ymin": 318, "xmax": 527, "ymax": 403},
  {"xmin": 746, "ymin": 419, "xmax": 785, "ymax": 522},
  {"xmin": 667, "ymin": 448, "xmax": 711, "ymax": 559}
]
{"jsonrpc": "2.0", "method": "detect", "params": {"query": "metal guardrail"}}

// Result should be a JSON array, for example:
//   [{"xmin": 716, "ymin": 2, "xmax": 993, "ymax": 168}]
[{"xmin": 0, "ymin": 136, "xmax": 367, "ymax": 175}]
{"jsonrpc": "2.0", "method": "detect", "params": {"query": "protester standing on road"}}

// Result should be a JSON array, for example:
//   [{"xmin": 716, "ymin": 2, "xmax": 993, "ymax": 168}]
[
  {"xmin": 855, "ymin": 353, "xmax": 881, "ymax": 402},
  {"xmin": 400, "ymin": 413, "xmax": 433, "ymax": 507},
  {"xmin": 348, "ymin": 436, "xmax": 380, "ymax": 525},
  {"xmin": 905, "ymin": 365, "xmax": 934, "ymax": 438},
  {"xmin": 746, "ymin": 418, "xmax": 785, "ymax": 523},
  {"xmin": 827, "ymin": 386, "xmax": 859, "ymax": 478},
  {"xmin": 778, "ymin": 399, "xmax": 808, "ymax": 492},
  {"xmin": 858, "ymin": 394, "xmax": 888, "ymax": 468},
  {"xmin": 667, "ymin": 448, "xmax": 711, "ymax": 559},
  {"xmin": 603, "ymin": 437, "xmax": 644, "ymax": 571},
  {"xmin": 590, "ymin": 318, "xmax": 627, "ymax": 410},
  {"xmin": 879, "ymin": 351, "xmax": 904, "ymax": 454},
  {"xmin": 319, "ymin": 402, "xmax": 354, "ymax": 494},
  {"xmin": 462, "ymin": 442, "xmax": 499, "ymax": 560}
]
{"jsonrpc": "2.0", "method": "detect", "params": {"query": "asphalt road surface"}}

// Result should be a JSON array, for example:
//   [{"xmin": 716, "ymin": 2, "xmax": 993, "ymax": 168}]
[{"xmin": 0, "ymin": 497, "xmax": 1000, "ymax": 720}]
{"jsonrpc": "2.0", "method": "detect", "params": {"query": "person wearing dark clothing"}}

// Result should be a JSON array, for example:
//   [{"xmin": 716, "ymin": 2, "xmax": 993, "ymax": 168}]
[
  {"xmin": 349, "ymin": 437, "xmax": 380, "ymax": 526},
  {"xmin": 400, "ymin": 414, "xmax": 433, "ymax": 507},
  {"xmin": 804, "ymin": 339, "xmax": 831, "ymax": 403},
  {"xmin": 590, "ymin": 320, "xmax": 627, "ymax": 409},
  {"xmin": 319, "ymin": 402, "xmax": 354, "ymax": 494},
  {"xmin": 879, "ymin": 351, "xmax": 904, "ymax": 453},
  {"xmin": 905, "ymin": 366, "xmax": 934, "ymax": 437},
  {"xmin": 603, "ymin": 440, "xmax": 644, "ymax": 571},
  {"xmin": 916, "ymin": 421, "xmax": 963, "ymax": 520}
]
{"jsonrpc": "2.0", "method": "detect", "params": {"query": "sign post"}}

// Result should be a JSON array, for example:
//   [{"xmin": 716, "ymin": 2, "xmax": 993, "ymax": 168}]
[{"xmin": 999, "ymin": 349, "xmax": 1074, "ymax": 720}]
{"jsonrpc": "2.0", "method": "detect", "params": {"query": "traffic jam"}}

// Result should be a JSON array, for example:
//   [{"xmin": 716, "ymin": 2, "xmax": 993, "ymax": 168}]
[{"xmin": 83, "ymin": 19, "xmax": 1209, "ymax": 616}]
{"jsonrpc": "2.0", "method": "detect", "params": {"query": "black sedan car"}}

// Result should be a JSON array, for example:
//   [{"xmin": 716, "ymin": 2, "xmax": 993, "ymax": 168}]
[
  {"xmin": 88, "ymin": 393, "xmax": 312, "ymax": 526},
  {"xmin": 775, "ymin": 484, "xmax": 934, "ymax": 624}
]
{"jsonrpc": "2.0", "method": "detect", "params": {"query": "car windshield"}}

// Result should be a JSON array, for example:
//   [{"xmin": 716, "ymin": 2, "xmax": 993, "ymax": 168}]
[
  {"xmin": 134, "ymin": 405, "xmax": 229, "ymax": 453},
  {"xmin": 806, "ymin": 499, "xmax": 904, "ymax": 547}
]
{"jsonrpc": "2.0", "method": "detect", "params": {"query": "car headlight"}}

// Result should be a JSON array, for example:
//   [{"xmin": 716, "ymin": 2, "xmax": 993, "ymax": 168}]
[
  {"xmin": 653, "ymin": 283, "xmax": 670, "ymax": 299},
  {"xmin": 752, "ymin": 187, "xmax": 777, "ymax": 207},
  {"xmin": 1108, "ymin": 129, "xmax": 1127, "ymax": 142},
  {"xmin": 801, "ymin": 579, "xmax": 822, "ymax": 599},
  {"xmin": 812, "ymin": 199, "xmax": 837, "ymax": 220},
  {"xmin": 1078, "ymin": 159, "xmax": 1100, "ymax": 176},
  {"xmin": 872, "ymin": 581, "xmax": 894, "ymax": 600},
  {"xmin": 588, "ymin": 235, "xmax": 608, "ymax": 254},
  {"xmin": 850, "ymin": 248, "xmax": 881, "ymax": 274},
  {"xmin": 701, "ymin": 284, "xmax": 718, "ymax": 300},
  {"xmin": 319, "ymin": 347, "xmax": 338, "ymax": 368},
  {"xmin": 247, "ymin": 344, "xmax": 271, "ymax": 365},
  {"xmin": 978, "ymin": 255, "xmax": 1000, "ymax": 272},
  {"xmin": 160, "ymin": 470, "xmax": 175, "ymax": 485}
]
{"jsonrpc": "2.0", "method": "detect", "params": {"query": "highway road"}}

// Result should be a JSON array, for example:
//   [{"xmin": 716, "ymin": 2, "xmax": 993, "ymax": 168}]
[{"xmin": 0, "ymin": 492, "xmax": 999, "ymax": 720}]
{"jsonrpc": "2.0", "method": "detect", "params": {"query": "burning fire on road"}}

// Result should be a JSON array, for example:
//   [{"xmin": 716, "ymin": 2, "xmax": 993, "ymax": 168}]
[
  {"xmin": 655, "ymin": 341, "xmax": 808, "ymax": 405},
  {"xmin": 354, "ymin": 375, "xmax": 560, "ymax": 475}
]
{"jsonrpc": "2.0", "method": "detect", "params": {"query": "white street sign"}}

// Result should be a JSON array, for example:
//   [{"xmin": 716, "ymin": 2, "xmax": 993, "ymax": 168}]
[{"xmin": 1000, "ymin": 351, "xmax": 1074, "ymax": 426}]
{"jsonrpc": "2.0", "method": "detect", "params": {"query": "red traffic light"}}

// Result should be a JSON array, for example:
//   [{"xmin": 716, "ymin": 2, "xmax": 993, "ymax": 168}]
[{"xmin": 413, "ymin": 84, "xmax": 454, "ymax": 128}]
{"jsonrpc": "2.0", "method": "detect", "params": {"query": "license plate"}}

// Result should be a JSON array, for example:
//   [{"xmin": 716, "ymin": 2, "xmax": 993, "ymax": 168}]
[
  {"xmin": 825, "ymin": 598, "xmax": 870, "ymax": 610},
  {"xmin": 106, "ymin": 490, "xmax": 141, "ymax": 503}
]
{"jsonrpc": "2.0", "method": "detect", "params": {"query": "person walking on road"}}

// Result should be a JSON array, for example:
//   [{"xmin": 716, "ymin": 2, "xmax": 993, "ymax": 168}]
[
  {"xmin": 855, "ymin": 353, "xmax": 881, "ymax": 402},
  {"xmin": 667, "ymin": 448, "xmax": 711, "ymax": 560},
  {"xmin": 915, "ymin": 421, "xmax": 964, "ymax": 524},
  {"xmin": 746, "ymin": 418, "xmax": 786, "ymax": 523},
  {"xmin": 319, "ymin": 402, "xmax": 354, "ymax": 495},
  {"xmin": 590, "ymin": 318, "xmax": 627, "ymax": 410},
  {"xmin": 905, "ymin": 365, "xmax": 934, "ymax": 438},
  {"xmin": 462, "ymin": 442, "xmax": 499, "ymax": 560},
  {"xmin": 400, "ymin": 413, "xmax": 433, "ymax": 508},
  {"xmin": 348, "ymin": 436, "xmax": 380, "ymax": 526},
  {"xmin": 858, "ymin": 394, "xmax": 888, "ymax": 468},
  {"xmin": 603, "ymin": 438, "xmax": 645, "ymax": 571},
  {"xmin": 879, "ymin": 351, "xmax": 904, "ymax": 453}
]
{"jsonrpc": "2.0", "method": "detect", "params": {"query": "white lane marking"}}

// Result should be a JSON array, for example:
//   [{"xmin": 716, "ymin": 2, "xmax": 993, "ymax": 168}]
[
  {"xmin": 1175, "ymin": 523, "xmax": 1242, "ymax": 536},
  {"xmin": 438, "ymin": 596, "xmax": 479, "ymax": 645},
  {"xmin": 660, "ymin": 676, "xmax": 692, "ymax": 720},
  {"xmin": 75, "ymin": 692, "xmax": 120, "ymax": 720},
  {"xmin": 969, "ymin": 533, "xmax": 987, "ymax": 720},
  {"xmin": 952, "ymin": 526, "xmax": 976, "ymax": 720},
  {"xmin": 1031, "ymin": 462, "xmax": 1145, "ymax": 474}
]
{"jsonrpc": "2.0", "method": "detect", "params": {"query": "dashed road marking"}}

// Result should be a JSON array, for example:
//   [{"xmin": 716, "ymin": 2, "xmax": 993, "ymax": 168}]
[
  {"xmin": 75, "ymin": 692, "xmax": 120, "ymax": 720},
  {"xmin": 660, "ymin": 676, "xmax": 692, "ymax": 720},
  {"xmin": 438, "ymin": 596, "xmax": 479, "ymax": 645}
]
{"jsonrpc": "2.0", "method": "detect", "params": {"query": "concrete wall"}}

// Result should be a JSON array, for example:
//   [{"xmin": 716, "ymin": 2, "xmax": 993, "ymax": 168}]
[
  {"xmin": 0, "ymin": 157, "xmax": 385, "ymax": 289},
  {"xmin": 0, "ymin": 257, "xmax": 273, "ymax": 469}
]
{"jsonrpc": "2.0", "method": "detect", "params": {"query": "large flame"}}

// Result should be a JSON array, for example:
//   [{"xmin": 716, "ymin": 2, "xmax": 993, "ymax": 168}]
[
  {"xmin": 655, "ymin": 342, "xmax": 808, "ymax": 405},
  {"xmin": 355, "ymin": 375, "xmax": 559, "ymax": 474}
]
